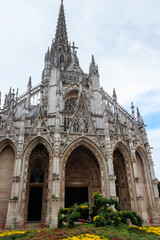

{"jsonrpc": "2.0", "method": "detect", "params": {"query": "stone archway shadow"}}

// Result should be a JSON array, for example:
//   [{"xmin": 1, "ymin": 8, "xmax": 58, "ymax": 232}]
[{"xmin": 60, "ymin": 137, "xmax": 108, "ymax": 207}]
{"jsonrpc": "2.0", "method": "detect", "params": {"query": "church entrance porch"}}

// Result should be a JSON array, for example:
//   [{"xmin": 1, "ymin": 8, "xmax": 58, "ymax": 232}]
[
  {"xmin": 65, "ymin": 187, "xmax": 88, "ymax": 208},
  {"xmin": 25, "ymin": 144, "xmax": 49, "ymax": 222},
  {"xmin": 65, "ymin": 145, "xmax": 101, "ymax": 207}
]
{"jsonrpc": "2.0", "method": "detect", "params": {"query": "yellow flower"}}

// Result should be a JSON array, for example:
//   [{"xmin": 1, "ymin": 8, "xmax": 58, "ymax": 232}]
[
  {"xmin": 62, "ymin": 234, "xmax": 109, "ymax": 240},
  {"xmin": 129, "ymin": 226, "xmax": 160, "ymax": 236},
  {"xmin": 81, "ymin": 205, "xmax": 89, "ymax": 209},
  {"xmin": 93, "ymin": 215, "xmax": 99, "ymax": 222},
  {"xmin": 0, "ymin": 231, "xmax": 26, "ymax": 237}
]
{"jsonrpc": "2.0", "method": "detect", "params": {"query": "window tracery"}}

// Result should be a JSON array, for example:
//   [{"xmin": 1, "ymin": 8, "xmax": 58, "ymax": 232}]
[
  {"xmin": 65, "ymin": 98, "xmax": 77, "ymax": 111},
  {"xmin": 30, "ymin": 165, "xmax": 44, "ymax": 184}
]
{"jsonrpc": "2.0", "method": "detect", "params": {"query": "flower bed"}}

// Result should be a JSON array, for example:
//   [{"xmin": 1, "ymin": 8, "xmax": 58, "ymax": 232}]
[
  {"xmin": 0, "ymin": 225, "xmax": 160, "ymax": 240},
  {"xmin": 0, "ymin": 230, "xmax": 26, "ymax": 238},
  {"xmin": 130, "ymin": 226, "xmax": 160, "ymax": 236},
  {"xmin": 62, "ymin": 234, "xmax": 109, "ymax": 240}
]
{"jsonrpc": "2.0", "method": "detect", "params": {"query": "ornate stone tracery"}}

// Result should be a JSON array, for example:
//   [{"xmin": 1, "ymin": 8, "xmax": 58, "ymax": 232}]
[{"xmin": 64, "ymin": 97, "xmax": 77, "ymax": 111}]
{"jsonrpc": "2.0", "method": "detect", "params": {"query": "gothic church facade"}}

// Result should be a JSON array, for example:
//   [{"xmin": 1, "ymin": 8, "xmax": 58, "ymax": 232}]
[{"xmin": 0, "ymin": 1, "xmax": 159, "ymax": 227}]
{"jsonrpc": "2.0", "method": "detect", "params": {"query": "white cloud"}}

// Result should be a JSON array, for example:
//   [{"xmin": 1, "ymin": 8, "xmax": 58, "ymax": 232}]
[{"xmin": 148, "ymin": 128, "xmax": 160, "ymax": 180}]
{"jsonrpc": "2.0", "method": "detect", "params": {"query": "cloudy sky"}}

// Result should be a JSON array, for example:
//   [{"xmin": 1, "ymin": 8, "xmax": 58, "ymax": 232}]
[{"xmin": 0, "ymin": 0, "xmax": 160, "ymax": 179}]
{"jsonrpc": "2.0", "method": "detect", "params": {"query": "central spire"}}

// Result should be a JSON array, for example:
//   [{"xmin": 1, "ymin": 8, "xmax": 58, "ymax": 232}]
[
  {"xmin": 51, "ymin": 0, "xmax": 71, "ymax": 70},
  {"xmin": 55, "ymin": 0, "xmax": 68, "ymax": 46}
]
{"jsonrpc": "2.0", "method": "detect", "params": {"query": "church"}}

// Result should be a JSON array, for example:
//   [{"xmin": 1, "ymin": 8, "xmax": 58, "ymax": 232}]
[{"xmin": 0, "ymin": 0, "xmax": 159, "ymax": 228}]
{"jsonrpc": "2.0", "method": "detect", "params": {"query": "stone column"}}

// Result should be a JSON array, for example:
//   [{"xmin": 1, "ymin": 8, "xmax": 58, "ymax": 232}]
[
  {"xmin": 50, "ymin": 155, "xmax": 60, "ymax": 227},
  {"xmin": 104, "ymin": 115, "xmax": 117, "ymax": 198},
  {"xmin": 6, "ymin": 157, "xmax": 23, "ymax": 228}
]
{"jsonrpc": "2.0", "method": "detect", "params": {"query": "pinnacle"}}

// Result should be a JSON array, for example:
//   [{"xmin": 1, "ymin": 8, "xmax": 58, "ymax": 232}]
[
  {"xmin": 113, "ymin": 88, "xmax": 117, "ymax": 103},
  {"xmin": 92, "ymin": 55, "xmax": 95, "ymax": 65},
  {"xmin": 137, "ymin": 107, "xmax": 140, "ymax": 117},
  {"xmin": 28, "ymin": 76, "xmax": 32, "ymax": 87}
]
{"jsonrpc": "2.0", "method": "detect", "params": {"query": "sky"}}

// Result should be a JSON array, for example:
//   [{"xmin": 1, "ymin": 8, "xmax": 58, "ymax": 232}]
[{"xmin": 0, "ymin": 0, "xmax": 160, "ymax": 179}]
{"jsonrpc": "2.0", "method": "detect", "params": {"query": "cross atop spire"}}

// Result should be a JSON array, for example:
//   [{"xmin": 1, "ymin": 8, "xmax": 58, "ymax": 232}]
[{"xmin": 71, "ymin": 42, "xmax": 78, "ymax": 54}]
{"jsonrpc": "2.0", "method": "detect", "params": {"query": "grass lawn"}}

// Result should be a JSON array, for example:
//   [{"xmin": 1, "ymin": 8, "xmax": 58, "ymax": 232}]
[{"xmin": 0, "ymin": 224, "xmax": 160, "ymax": 240}]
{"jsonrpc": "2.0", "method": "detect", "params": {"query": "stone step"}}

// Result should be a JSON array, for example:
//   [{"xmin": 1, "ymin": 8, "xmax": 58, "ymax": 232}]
[{"xmin": 27, "ymin": 222, "xmax": 47, "ymax": 230}]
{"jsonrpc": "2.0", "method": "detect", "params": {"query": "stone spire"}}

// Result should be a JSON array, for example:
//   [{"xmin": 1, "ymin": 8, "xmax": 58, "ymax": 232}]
[
  {"xmin": 51, "ymin": 0, "xmax": 71, "ymax": 70},
  {"xmin": 55, "ymin": 0, "xmax": 68, "ymax": 46},
  {"xmin": 89, "ymin": 55, "xmax": 99, "ymax": 76},
  {"xmin": 113, "ymin": 88, "xmax": 117, "ymax": 103},
  {"xmin": 131, "ymin": 102, "xmax": 135, "ymax": 119},
  {"xmin": 27, "ymin": 76, "xmax": 32, "ymax": 92},
  {"xmin": 42, "ymin": 47, "xmax": 51, "ymax": 82},
  {"xmin": 137, "ymin": 107, "xmax": 144, "ymax": 125}
]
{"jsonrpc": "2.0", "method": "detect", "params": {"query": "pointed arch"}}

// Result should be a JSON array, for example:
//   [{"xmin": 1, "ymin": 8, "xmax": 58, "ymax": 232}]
[
  {"xmin": 23, "ymin": 136, "xmax": 53, "ymax": 160},
  {"xmin": 135, "ymin": 146, "xmax": 148, "ymax": 165},
  {"xmin": 113, "ymin": 141, "xmax": 130, "ymax": 160},
  {"xmin": 21, "ymin": 136, "xmax": 53, "ymax": 221},
  {"xmin": 0, "ymin": 139, "xmax": 16, "ymax": 221},
  {"xmin": 135, "ymin": 146, "xmax": 152, "ymax": 217},
  {"xmin": 60, "ymin": 137, "xmax": 108, "ymax": 207},
  {"xmin": 63, "ymin": 89, "xmax": 79, "ymax": 101},
  {"xmin": 0, "ymin": 138, "xmax": 17, "ymax": 155},
  {"xmin": 113, "ymin": 141, "xmax": 132, "ymax": 211}
]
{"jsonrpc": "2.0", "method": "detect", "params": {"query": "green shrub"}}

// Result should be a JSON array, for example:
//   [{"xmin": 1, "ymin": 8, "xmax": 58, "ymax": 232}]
[
  {"xmin": 93, "ymin": 215, "xmax": 106, "ymax": 227},
  {"xmin": 57, "ymin": 192, "xmax": 142, "ymax": 229}
]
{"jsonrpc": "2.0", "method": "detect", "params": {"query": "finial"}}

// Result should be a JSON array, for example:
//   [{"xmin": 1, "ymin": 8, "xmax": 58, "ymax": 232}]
[
  {"xmin": 16, "ymin": 88, "xmax": 19, "ymax": 99},
  {"xmin": 61, "ymin": 0, "xmax": 63, "ymax": 5},
  {"xmin": 137, "ymin": 107, "xmax": 144, "ymax": 125},
  {"xmin": 27, "ymin": 76, "xmax": 32, "ymax": 92},
  {"xmin": 113, "ymin": 88, "xmax": 117, "ymax": 103},
  {"xmin": 92, "ymin": 55, "xmax": 95, "ymax": 65},
  {"xmin": 131, "ymin": 102, "xmax": 135, "ymax": 118},
  {"xmin": 137, "ymin": 107, "xmax": 140, "ymax": 117},
  {"xmin": 28, "ymin": 76, "xmax": 32, "ymax": 85},
  {"xmin": 9, "ymin": 87, "xmax": 11, "ymax": 95}
]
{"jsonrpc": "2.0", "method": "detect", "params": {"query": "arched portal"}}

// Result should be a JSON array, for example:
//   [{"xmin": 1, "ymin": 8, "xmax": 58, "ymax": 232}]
[
  {"xmin": 135, "ymin": 150, "xmax": 150, "ymax": 214},
  {"xmin": 113, "ymin": 149, "xmax": 131, "ymax": 211},
  {"xmin": 26, "ymin": 144, "xmax": 49, "ymax": 221},
  {"xmin": 0, "ymin": 145, "xmax": 15, "ymax": 221},
  {"xmin": 65, "ymin": 145, "xmax": 101, "ymax": 207}
]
